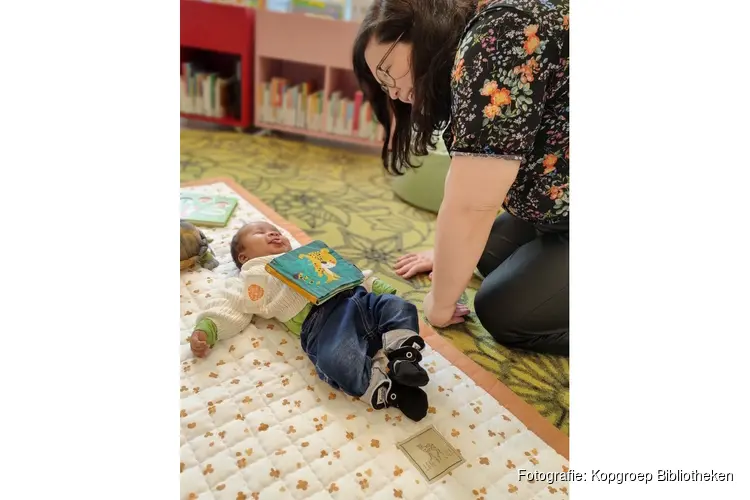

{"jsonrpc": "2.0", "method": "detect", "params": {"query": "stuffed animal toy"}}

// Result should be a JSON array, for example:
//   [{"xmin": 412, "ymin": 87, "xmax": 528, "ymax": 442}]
[{"xmin": 180, "ymin": 220, "xmax": 219, "ymax": 271}]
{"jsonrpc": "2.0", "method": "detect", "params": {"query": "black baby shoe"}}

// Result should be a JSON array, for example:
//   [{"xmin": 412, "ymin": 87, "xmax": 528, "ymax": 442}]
[
  {"xmin": 385, "ymin": 379, "xmax": 429, "ymax": 422},
  {"xmin": 369, "ymin": 378, "xmax": 392, "ymax": 410},
  {"xmin": 387, "ymin": 346, "xmax": 429, "ymax": 387}
]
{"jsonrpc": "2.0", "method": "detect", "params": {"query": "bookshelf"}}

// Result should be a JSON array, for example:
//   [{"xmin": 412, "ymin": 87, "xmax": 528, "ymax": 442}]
[
  {"xmin": 180, "ymin": 2, "xmax": 384, "ymax": 146},
  {"xmin": 254, "ymin": 8, "xmax": 384, "ymax": 148},
  {"xmin": 180, "ymin": 0, "xmax": 256, "ymax": 130}
]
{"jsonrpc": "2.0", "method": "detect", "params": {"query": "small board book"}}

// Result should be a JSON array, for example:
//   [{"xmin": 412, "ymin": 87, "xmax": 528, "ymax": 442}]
[
  {"xmin": 265, "ymin": 240, "xmax": 364, "ymax": 305},
  {"xmin": 180, "ymin": 192, "xmax": 238, "ymax": 227}
]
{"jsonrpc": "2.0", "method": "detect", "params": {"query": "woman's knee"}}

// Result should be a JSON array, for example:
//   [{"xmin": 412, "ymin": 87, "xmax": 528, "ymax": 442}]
[
  {"xmin": 474, "ymin": 280, "xmax": 569, "ymax": 354},
  {"xmin": 473, "ymin": 285, "xmax": 519, "ymax": 342}
]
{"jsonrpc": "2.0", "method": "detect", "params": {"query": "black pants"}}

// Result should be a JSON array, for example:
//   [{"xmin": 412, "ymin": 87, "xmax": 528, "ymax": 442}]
[{"xmin": 474, "ymin": 212, "xmax": 569, "ymax": 356}]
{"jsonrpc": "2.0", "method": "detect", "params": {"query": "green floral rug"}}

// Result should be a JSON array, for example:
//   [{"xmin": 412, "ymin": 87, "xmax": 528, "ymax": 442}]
[{"xmin": 181, "ymin": 129, "xmax": 569, "ymax": 434}]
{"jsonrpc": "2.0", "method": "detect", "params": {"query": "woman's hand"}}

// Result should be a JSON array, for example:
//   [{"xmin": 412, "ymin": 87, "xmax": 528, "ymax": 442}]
[
  {"xmin": 394, "ymin": 249, "xmax": 434, "ymax": 279},
  {"xmin": 423, "ymin": 291, "xmax": 471, "ymax": 327}
]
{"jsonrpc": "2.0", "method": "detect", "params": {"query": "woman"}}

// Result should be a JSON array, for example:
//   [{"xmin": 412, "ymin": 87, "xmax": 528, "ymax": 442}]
[{"xmin": 352, "ymin": 0, "xmax": 569, "ymax": 355}]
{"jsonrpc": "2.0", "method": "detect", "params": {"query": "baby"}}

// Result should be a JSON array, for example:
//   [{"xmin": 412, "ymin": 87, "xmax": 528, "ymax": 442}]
[{"xmin": 190, "ymin": 221, "xmax": 430, "ymax": 421}]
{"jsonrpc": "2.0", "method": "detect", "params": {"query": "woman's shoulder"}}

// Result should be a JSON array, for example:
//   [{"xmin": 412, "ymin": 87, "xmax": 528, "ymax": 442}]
[
  {"xmin": 475, "ymin": 0, "xmax": 568, "ymax": 17},
  {"xmin": 465, "ymin": 0, "xmax": 568, "ymax": 34},
  {"xmin": 454, "ymin": 0, "xmax": 569, "ymax": 78},
  {"xmin": 446, "ymin": 0, "xmax": 569, "ymax": 159}
]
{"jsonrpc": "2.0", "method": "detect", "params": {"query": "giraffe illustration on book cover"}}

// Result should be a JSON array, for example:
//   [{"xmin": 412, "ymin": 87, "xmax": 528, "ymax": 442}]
[{"xmin": 265, "ymin": 240, "xmax": 364, "ymax": 305}]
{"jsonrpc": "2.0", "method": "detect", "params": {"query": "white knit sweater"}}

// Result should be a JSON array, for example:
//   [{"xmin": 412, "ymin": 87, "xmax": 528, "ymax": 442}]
[{"xmin": 195, "ymin": 254, "xmax": 310, "ymax": 342}]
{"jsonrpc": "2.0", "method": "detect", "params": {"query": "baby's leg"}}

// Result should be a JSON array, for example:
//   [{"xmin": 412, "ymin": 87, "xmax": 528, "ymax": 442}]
[
  {"xmin": 356, "ymin": 291, "xmax": 429, "ymax": 387},
  {"xmin": 364, "ymin": 291, "xmax": 423, "ymax": 352},
  {"xmin": 359, "ymin": 352, "xmax": 391, "ymax": 408},
  {"xmin": 303, "ymin": 297, "xmax": 391, "ymax": 408},
  {"xmin": 310, "ymin": 290, "xmax": 429, "ymax": 420}
]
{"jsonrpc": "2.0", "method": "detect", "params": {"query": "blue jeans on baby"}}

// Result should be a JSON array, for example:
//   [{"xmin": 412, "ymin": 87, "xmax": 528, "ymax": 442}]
[{"xmin": 300, "ymin": 286, "xmax": 419, "ymax": 398}]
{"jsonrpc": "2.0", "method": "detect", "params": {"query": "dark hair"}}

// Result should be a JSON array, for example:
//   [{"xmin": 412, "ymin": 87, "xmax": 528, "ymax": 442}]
[
  {"xmin": 353, "ymin": 0, "xmax": 477, "ymax": 175},
  {"xmin": 230, "ymin": 231, "xmax": 243, "ymax": 269}
]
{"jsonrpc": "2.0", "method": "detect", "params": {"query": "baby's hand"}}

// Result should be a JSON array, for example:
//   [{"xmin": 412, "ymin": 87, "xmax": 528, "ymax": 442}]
[{"xmin": 190, "ymin": 330, "xmax": 210, "ymax": 358}]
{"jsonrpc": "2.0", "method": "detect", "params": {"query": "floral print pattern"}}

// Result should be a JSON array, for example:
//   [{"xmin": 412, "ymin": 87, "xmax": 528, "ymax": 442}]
[{"xmin": 444, "ymin": 0, "xmax": 570, "ymax": 224}]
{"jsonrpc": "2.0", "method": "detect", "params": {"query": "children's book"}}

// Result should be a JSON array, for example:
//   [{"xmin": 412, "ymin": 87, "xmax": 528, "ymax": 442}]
[
  {"xmin": 180, "ymin": 192, "xmax": 238, "ymax": 227},
  {"xmin": 265, "ymin": 240, "xmax": 364, "ymax": 305}
]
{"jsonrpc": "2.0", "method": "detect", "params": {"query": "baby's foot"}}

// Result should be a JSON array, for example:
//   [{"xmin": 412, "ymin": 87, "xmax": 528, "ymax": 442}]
[
  {"xmin": 387, "ymin": 346, "xmax": 429, "ymax": 387},
  {"xmin": 385, "ymin": 380, "xmax": 428, "ymax": 422}
]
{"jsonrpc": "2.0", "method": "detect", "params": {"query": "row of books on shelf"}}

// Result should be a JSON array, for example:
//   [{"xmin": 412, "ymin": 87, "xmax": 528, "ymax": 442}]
[
  {"xmin": 289, "ymin": 0, "xmax": 344, "ymax": 19},
  {"xmin": 267, "ymin": 0, "xmax": 370, "ymax": 21},
  {"xmin": 202, "ymin": 0, "xmax": 260, "ymax": 6},
  {"xmin": 257, "ymin": 79, "xmax": 384, "ymax": 142},
  {"xmin": 179, "ymin": 62, "xmax": 240, "ymax": 119},
  {"xmin": 194, "ymin": 1, "xmax": 371, "ymax": 22}
]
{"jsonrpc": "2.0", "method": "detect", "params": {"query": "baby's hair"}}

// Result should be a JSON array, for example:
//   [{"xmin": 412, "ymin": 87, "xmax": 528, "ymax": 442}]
[{"xmin": 230, "ymin": 230, "xmax": 244, "ymax": 269}]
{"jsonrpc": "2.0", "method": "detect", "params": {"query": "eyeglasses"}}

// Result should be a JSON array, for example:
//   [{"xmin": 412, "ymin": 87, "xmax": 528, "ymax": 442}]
[{"xmin": 375, "ymin": 32, "xmax": 405, "ymax": 92}]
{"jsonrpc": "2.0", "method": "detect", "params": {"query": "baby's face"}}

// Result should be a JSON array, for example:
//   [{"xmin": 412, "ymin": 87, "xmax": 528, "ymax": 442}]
[{"xmin": 237, "ymin": 222, "xmax": 292, "ymax": 264}]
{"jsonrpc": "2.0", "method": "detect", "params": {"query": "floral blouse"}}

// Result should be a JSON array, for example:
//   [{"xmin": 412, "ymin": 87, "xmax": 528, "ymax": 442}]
[{"xmin": 444, "ymin": 0, "xmax": 569, "ymax": 225}]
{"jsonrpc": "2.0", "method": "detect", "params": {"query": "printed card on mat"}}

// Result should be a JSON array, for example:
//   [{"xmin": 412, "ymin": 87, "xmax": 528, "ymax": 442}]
[
  {"xmin": 397, "ymin": 426, "xmax": 466, "ymax": 483},
  {"xmin": 265, "ymin": 240, "xmax": 364, "ymax": 305}
]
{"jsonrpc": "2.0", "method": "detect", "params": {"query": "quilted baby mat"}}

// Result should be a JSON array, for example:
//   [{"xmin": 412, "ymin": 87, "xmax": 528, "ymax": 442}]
[{"xmin": 180, "ymin": 179, "xmax": 570, "ymax": 500}]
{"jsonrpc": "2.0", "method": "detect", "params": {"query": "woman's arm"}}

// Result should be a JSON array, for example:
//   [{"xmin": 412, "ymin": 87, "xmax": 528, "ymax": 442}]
[
  {"xmin": 426, "ymin": 155, "xmax": 520, "ymax": 325},
  {"xmin": 424, "ymin": 7, "xmax": 560, "ymax": 325}
]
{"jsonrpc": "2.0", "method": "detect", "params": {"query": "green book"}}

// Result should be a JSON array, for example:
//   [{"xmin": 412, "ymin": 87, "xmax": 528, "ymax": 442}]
[
  {"xmin": 180, "ymin": 192, "xmax": 238, "ymax": 227},
  {"xmin": 265, "ymin": 240, "xmax": 364, "ymax": 305}
]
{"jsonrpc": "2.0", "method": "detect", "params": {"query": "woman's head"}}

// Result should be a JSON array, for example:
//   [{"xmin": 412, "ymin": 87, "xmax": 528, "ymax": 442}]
[
  {"xmin": 364, "ymin": 30, "xmax": 415, "ymax": 105},
  {"xmin": 353, "ymin": 0, "xmax": 477, "ymax": 174}
]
